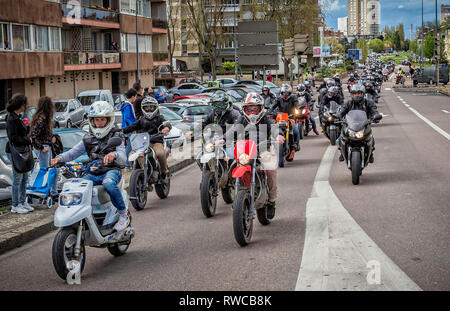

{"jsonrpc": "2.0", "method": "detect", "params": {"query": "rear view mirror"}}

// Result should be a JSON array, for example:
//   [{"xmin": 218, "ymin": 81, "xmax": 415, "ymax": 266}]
[{"xmin": 107, "ymin": 137, "xmax": 123, "ymax": 148}]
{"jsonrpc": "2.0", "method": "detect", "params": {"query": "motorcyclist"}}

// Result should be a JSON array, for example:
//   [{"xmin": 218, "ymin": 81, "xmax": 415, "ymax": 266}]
[
  {"xmin": 51, "ymin": 101, "xmax": 129, "ymax": 232},
  {"xmin": 261, "ymin": 86, "xmax": 276, "ymax": 110},
  {"xmin": 336, "ymin": 84, "xmax": 382, "ymax": 163},
  {"xmin": 364, "ymin": 81, "xmax": 378, "ymax": 102},
  {"xmin": 122, "ymin": 96, "xmax": 172, "ymax": 180},
  {"xmin": 319, "ymin": 86, "xmax": 344, "ymax": 131},
  {"xmin": 297, "ymin": 83, "xmax": 319, "ymax": 136},
  {"xmin": 272, "ymin": 84, "xmax": 300, "ymax": 151},
  {"xmin": 218, "ymin": 92, "xmax": 285, "ymax": 219}
]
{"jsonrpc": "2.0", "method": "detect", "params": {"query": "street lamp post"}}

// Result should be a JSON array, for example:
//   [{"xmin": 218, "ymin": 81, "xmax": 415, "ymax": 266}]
[
  {"xmin": 234, "ymin": 0, "xmax": 238, "ymax": 80},
  {"xmin": 435, "ymin": 0, "xmax": 439, "ymax": 87},
  {"xmin": 421, "ymin": 0, "xmax": 424, "ymax": 69},
  {"xmin": 136, "ymin": 0, "xmax": 140, "ymax": 83}
]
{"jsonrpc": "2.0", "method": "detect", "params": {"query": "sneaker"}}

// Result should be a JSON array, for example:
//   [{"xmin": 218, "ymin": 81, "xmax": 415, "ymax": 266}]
[
  {"xmin": 113, "ymin": 212, "xmax": 130, "ymax": 232},
  {"xmin": 339, "ymin": 154, "xmax": 344, "ymax": 162},
  {"xmin": 267, "ymin": 202, "xmax": 276, "ymax": 220},
  {"xmin": 21, "ymin": 202, "xmax": 34, "ymax": 212},
  {"xmin": 11, "ymin": 205, "xmax": 29, "ymax": 214}
]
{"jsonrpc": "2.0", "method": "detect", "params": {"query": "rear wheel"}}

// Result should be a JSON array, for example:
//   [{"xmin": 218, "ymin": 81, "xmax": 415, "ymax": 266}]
[
  {"xmin": 155, "ymin": 175, "xmax": 170, "ymax": 199},
  {"xmin": 233, "ymin": 190, "xmax": 253, "ymax": 247},
  {"xmin": 221, "ymin": 184, "xmax": 234, "ymax": 204},
  {"xmin": 351, "ymin": 151, "xmax": 361, "ymax": 185},
  {"xmin": 129, "ymin": 169, "xmax": 147, "ymax": 210},
  {"xmin": 256, "ymin": 206, "xmax": 270, "ymax": 226},
  {"xmin": 200, "ymin": 171, "xmax": 217, "ymax": 217}
]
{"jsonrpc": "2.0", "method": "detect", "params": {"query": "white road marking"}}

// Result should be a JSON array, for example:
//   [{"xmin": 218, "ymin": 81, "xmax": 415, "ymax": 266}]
[
  {"xmin": 380, "ymin": 113, "xmax": 390, "ymax": 117},
  {"xmin": 385, "ymin": 88, "xmax": 392, "ymax": 91},
  {"xmin": 407, "ymin": 107, "xmax": 450, "ymax": 141},
  {"xmin": 405, "ymin": 104, "xmax": 410, "ymax": 107},
  {"xmin": 295, "ymin": 146, "xmax": 421, "ymax": 291},
  {"xmin": 442, "ymin": 110, "xmax": 450, "ymax": 114}
]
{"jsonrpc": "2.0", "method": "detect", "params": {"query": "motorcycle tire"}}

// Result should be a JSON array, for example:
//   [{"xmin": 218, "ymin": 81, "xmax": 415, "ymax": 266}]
[
  {"xmin": 351, "ymin": 151, "xmax": 362, "ymax": 185},
  {"xmin": 129, "ymin": 169, "xmax": 147, "ymax": 210},
  {"xmin": 299, "ymin": 123, "xmax": 304, "ymax": 140},
  {"xmin": 256, "ymin": 206, "xmax": 270, "ymax": 226},
  {"xmin": 52, "ymin": 228, "xmax": 86, "ymax": 281},
  {"xmin": 200, "ymin": 171, "xmax": 217, "ymax": 218},
  {"xmin": 330, "ymin": 129, "xmax": 337, "ymax": 146},
  {"xmin": 221, "ymin": 184, "xmax": 234, "ymax": 205},
  {"xmin": 107, "ymin": 241, "xmax": 131, "ymax": 257},
  {"xmin": 155, "ymin": 176, "xmax": 170, "ymax": 199},
  {"xmin": 278, "ymin": 143, "xmax": 285, "ymax": 168},
  {"xmin": 233, "ymin": 189, "xmax": 253, "ymax": 247}
]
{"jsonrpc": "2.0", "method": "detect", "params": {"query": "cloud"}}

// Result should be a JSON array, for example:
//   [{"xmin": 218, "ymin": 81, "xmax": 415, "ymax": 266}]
[
  {"xmin": 320, "ymin": 0, "xmax": 345, "ymax": 12},
  {"xmin": 398, "ymin": 5, "xmax": 404, "ymax": 9}
]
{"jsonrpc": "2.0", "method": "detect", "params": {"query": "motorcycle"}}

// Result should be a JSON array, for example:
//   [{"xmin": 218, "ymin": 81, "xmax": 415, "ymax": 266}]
[
  {"xmin": 296, "ymin": 97, "xmax": 313, "ymax": 139},
  {"xmin": 321, "ymin": 101, "xmax": 341, "ymax": 146},
  {"xmin": 52, "ymin": 137, "xmax": 135, "ymax": 282},
  {"xmin": 231, "ymin": 139, "xmax": 277, "ymax": 246},
  {"xmin": 396, "ymin": 74, "xmax": 405, "ymax": 86},
  {"xmin": 195, "ymin": 130, "xmax": 234, "ymax": 218},
  {"xmin": 347, "ymin": 81, "xmax": 355, "ymax": 92},
  {"xmin": 275, "ymin": 112, "xmax": 297, "ymax": 167},
  {"xmin": 128, "ymin": 130, "xmax": 171, "ymax": 211},
  {"xmin": 339, "ymin": 110, "xmax": 377, "ymax": 185}
]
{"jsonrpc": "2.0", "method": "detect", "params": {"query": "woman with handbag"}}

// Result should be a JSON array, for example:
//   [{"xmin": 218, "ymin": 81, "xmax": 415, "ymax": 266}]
[
  {"xmin": 5, "ymin": 94, "xmax": 34, "ymax": 214},
  {"xmin": 30, "ymin": 96, "xmax": 59, "ymax": 203}
]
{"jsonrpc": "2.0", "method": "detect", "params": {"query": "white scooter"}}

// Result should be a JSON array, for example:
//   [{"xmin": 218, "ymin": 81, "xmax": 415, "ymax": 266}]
[{"xmin": 51, "ymin": 137, "xmax": 135, "ymax": 283}]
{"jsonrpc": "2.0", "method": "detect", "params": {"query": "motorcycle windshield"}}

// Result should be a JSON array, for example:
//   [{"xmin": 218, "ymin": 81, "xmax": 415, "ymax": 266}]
[
  {"xmin": 130, "ymin": 133, "xmax": 150, "ymax": 152},
  {"xmin": 329, "ymin": 101, "xmax": 339, "ymax": 114},
  {"xmin": 346, "ymin": 110, "xmax": 368, "ymax": 132}
]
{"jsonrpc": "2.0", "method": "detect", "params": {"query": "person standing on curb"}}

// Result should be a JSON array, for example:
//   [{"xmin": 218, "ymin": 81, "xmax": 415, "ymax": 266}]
[
  {"xmin": 121, "ymin": 88, "xmax": 137, "ymax": 168},
  {"xmin": 5, "ymin": 94, "xmax": 32, "ymax": 214},
  {"xmin": 30, "ymin": 96, "xmax": 59, "ymax": 204},
  {"xmin": 133, "ymin": 82, "xmax": 144, "ymax": 120}
]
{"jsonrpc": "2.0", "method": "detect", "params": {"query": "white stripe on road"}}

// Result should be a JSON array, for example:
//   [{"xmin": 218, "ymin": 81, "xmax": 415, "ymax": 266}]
[
  {"xmin": 407, "ymin": 107, "xmax": 450, "ymax": 141},
  {"xmin": 385, "ymin": 88, "xmax": 392, "ymax": 91},
  {"xmin": 295, "ymin": 146, "xmax": 421, "ymax": 291},
  {"xmin": 442, "ymin": 110, "xmax": 450, "ymax": 114},
  {"xmin": 405, "ymin": 104, "xmax": 410, "ymax": 107}
]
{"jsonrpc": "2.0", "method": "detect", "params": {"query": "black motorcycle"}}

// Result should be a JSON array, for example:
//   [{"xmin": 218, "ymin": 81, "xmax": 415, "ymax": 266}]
[
  {"xmin": 339, "ymin": 110, "xmax": 377, "ymax": 185},
  {"xmin": 321, "ymin": 101, "xmax": 341, "ymax": 146}
]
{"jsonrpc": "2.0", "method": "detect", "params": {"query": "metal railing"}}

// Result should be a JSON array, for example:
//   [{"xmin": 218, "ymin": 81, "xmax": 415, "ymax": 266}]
[
  {"xmin": 62, "ymin": 4, "xmax": 119, "ymax": 23},
  {"xmin": 152, "ymin": 19, "xmax": 168, "ymax": 29},
  {"xmin": 64, "ymin": 51, "xmax": 120, "ymax": 65}
]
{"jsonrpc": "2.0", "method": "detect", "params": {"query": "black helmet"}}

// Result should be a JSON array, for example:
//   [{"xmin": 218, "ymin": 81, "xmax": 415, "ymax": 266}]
[{"xmin": 350, "ymin": 84, "xmax": 365, "ymax": 103}]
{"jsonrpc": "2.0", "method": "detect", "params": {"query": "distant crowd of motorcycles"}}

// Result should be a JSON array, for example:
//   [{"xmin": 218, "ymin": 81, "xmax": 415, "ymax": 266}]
[{"xmin": 50, "ymin": 55, "xmax": 391, "ymax": 283}]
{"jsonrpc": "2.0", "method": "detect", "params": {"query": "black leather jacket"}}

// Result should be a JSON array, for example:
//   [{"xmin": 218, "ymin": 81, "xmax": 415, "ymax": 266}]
[
  {"xmin": 272, "ymin": 94, "xmax": 299, "ymax": 115},
  {"xmin": 319, "ymin": 94, "xmax": 344, "ymax": 114},
  {"xmin": 337, "ymin": 98, "xmax": 381, "ymax": 121},
  {"xmin": 123, "ymin": 113, "xmax": 171, "ymax": 144}
]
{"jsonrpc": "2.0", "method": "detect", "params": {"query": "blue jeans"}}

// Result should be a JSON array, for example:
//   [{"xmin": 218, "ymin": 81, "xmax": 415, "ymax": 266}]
[
  {"xmin": 125, "ymin": 136, "xmax": 131, "ymax": 168},
  {"xmin": 293, "ymin": 124, "xmax": 300, "ymax": 144},
  {"xmin": 83, "ymin": 170, "xmax": 126, "ymax": 213},
  {"xmin": 35, "ymin": 145, "xmax": 59, "ymax": 197},
  {"xmin": 310, "ymin": 116, "xmax": 317, "ymax": 130},
  {"xmin": 8, "ymin": 154, "xmax": 28, "ymax": 207}
]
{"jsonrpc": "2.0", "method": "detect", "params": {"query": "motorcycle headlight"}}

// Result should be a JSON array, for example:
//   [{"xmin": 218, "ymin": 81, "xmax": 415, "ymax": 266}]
[
  {"xmin": 328, "ymin": 116, "xmax": 334, "ymax": 122},
  {"xmin": 302, "ymin": 109, "xmax": 307, "ymax": 115},
  {"xmin": 355, "ymin": 131, "xmax": 364, "ymax": 139},
  {"xmin": 60, "ymin": 193, "xmax": 83, "ymax": 206},
  {"xmin": 294, "ymin": 108, "xmax": 300, "ymax": 115},
  {"xmin": 238, "ymin": 153, "xmax": 250, "ymax": 165},
  {"xmin": 205, "ymin": 143, "xmax": 215, "ymax": 153}
]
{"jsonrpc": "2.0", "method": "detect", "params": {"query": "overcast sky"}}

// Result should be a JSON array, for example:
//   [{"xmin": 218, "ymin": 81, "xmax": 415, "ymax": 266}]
[{"xmin": 321, "ymin": 0, "xmax": 448, "ymax": 39}]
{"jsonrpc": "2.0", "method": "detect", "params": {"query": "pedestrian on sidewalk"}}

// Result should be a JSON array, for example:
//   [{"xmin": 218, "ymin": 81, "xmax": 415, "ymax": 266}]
[
  {"xmin": 5, "ymin": 94, "xmax": 32, "ymax": 214},
  {"xmin": 30, "ymin": 96, "xmax": 60, "ymax": 203},
  {"xmin": 133, "ymin": 82, "xmax": 144, "ymax": 120},
  {"xmin": 121, "ymin": 88, "xmax": 137, "ymax": 168}
]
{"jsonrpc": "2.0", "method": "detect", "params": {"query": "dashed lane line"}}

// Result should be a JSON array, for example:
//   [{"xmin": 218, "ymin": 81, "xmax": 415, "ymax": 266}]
[{"xmin": 295, "ymin": 146, "xmax": 421, "ymax": 291}]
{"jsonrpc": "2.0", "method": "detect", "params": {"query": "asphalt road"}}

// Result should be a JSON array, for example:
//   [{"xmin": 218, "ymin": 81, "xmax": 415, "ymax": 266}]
[{"xmin": 0, "ymin": 83, "xmax": 448, "ymax": 290}]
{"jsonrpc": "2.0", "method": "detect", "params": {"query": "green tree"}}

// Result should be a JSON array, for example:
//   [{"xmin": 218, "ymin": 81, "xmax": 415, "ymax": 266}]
[
  {"xmin": 357, "ymin": 39, "xmax": 369, "ymax": 62},
  {"xmin": 409, "ymin": 39, "xmax": 418, "ymax": 55},
  {"xmin": 368, "ymin": 38, "xmax": 384, "ymax": 53},
  {"xmin": 424, "ymin": 33, "xmax": 434, "ymax": 59}
]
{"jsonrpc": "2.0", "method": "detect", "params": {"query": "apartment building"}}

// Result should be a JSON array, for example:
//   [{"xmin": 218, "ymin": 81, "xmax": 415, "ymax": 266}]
[
  {"xmin": 347, "ymin": 0, "xmax": 379, "ymax": 37},
  {"xmin": 0, "ymin": 0, "xmax": 169, "ymax": 110},
  {"xmin": 338, "ymin": 17, "xmax": 348, "ymax": 36}
]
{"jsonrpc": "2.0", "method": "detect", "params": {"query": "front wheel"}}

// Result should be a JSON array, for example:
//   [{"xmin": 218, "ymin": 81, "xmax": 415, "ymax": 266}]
[
  {"xmin": 155, "ymin": 175, "xmax": 170, "ymax": 199},
  {"xmin": 351, "ymin": 151, "xmax": 362, "ymax": 185},
  {"xmin": 278, "ymin": 143, "xmax": 285, "ymax": 168},
  {"xmin": 129, "ymin": 169, "xmax": 147, "ymax": 210},
  {"xmin": 52, "ymin": 228, "xmax": 86, "ymax": 281},
  {"xmin": 200, "ymin": 171, "xmax": 217, "ymax": 217},
  {"xmin": 330, "ymin": 129, "xmax": 337, "ymax": 146},
  {"xmin": 233, "ymin": 190, "xmax": 253, "ymax": 247},
  {"xmin": 299, "ymin": 123, "xmax": 304, "ymax": 140}
]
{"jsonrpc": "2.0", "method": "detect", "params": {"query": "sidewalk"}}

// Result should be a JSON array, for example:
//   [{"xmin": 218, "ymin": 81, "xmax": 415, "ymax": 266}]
[{"xmin": 0, "ymin": 154, "xmax": 195, "ymax": 255}]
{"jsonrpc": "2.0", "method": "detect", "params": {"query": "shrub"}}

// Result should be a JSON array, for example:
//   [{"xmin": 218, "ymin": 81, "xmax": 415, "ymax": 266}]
[{"xmin": 222, "ymin": 62, "xmax": 235, "ymax": 72}]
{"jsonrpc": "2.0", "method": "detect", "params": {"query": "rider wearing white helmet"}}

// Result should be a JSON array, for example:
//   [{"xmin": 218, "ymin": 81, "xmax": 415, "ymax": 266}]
[
  {"xmin": 123, "ymin": 96, "xmax": 172, "ymax": 179},
  {"xmin": 51, "ymin": 101, "xmax": 129, "ymax": 232}
]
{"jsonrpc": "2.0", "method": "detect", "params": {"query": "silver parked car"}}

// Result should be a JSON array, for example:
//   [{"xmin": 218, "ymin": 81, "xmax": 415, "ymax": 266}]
[
  {"xmin": 54, "ymin": 99, "xmax": 85, "ymax": 128},
  {"xmin": 0, "ymin": 131, "xmax": 12, "ymax": 188}
]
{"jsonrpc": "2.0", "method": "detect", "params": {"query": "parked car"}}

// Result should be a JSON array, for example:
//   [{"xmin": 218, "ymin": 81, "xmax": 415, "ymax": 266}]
[
  {"xmin": 216, "ymin": 78, "xmax": 239, "ymax": 87},
  {"xmin": 236, "ymin": 80, "xmax": 279, "ymax": 96},
  {"xmin": 162, "ymin": 103, "xmax": 213, "ymax": 122},
  {"xmin": 54, "ymin": 99, "xmax": 85, "ymax": 128},
  {"xmin": 201, "ymin": 81, "xmax": 224, "ymax": 88},
  {"xmin": 0, "ymin": 106, "xmax": 36, "ymax": 130},
  {"xmin": 113, "ymin": 93, "xmax": 126, "ymax": 110},
  {"xmin": 413, "ymin": 66, "xmax": 449, "ymax": 86},
  {"xmin": 152, "ymin": 86, "xmax": 173, "ymax": 103},
  {"xmin": 178, "ymin": 78, "xmax": 202, "ymax": 85},
  {"xmin": 172, "ymin": 94, "xmax": 211, "ymax": 103},
  {"xmin": 159, "ymin": 106, "xmax": 202, "ymax": 141},
  {"xmin": 169, "ymin": 83, "xmax": 206, "ymax": 98}
]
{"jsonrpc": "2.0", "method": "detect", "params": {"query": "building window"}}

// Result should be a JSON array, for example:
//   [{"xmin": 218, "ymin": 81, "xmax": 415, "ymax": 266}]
[
  {"xmin": 182, "ymin": 44, "xmax": 187, "ymax": 55},
  {"xmin": 0, "ymin": 23, "xmax": 11, "ymax": 50},
  {"xmin": 35, "ymin": 26, "xmax": 49, "ymax": 51},
  {"xmin": 49, "ymin": 27, "xmax": 61, "ymax": 51},
  {"xmin": 120, "ymin": 0, "xmax": 151, "ymax": 18},
  {"xmin": 12, "ymin": 24, "xmax": 31, "ymax": 51},
  {"xmin": 121, "ymin": 33, "xmax": 152, "ymax": 52}
]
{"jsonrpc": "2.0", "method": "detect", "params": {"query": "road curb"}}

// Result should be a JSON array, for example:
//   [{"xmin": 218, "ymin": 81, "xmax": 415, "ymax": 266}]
[{"xmin": 0, "ymin": 158, "xmax": 195, "ymax": 256}]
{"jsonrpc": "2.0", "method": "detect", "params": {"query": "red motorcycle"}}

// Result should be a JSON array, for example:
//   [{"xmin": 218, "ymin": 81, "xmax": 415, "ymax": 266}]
[
  {"xmin": 231, "ymin": 139, "xmax": 274, "ymax": 246},
  {"xmin": 396, "ymin": 73, "xmax": 405, "ymax": 86},
  {"xmin": 296, "ymin": 96, "xmax": 312, "ymax": 139}
]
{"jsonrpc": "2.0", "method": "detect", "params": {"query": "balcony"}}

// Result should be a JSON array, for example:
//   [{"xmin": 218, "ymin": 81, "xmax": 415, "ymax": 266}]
[
  {"xmin": 153, "ymin": 52, "xmax": 168, "ymax": 62},
  {"xmin": 63, "ymin": 51, "xmax": 121, "ymax": 71},
  {"xmin": 62, "ymin": 5, "xmax": 120, "ymax": 29},
  {"xmin": 152, "ymin": 19, "xmax": 168, "ymax": 29}
]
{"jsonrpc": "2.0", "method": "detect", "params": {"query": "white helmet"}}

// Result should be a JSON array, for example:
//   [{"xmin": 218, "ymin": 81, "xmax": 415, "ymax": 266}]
[
  {"xmin": 242, "ymin": 92, "xmax": 265, "ymax": 125},
  {"xmin": 87, "ymin": 101, "xmax": 115, "ymax": 139},
  {"xmin": 141, "ymin": 96, "xmax": 159, "ymax": 120}
]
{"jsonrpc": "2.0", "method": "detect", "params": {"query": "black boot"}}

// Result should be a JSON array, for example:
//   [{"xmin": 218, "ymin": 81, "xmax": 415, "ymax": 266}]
[
  {"xmin": 339, "ymin": 154, "xmax": 344, "ymax": 162},
  {"xmin": 267, "ymin": 201, "xmax": 276, "ymax": 220},
  {"xmin": 369, "ymin": 154, "xmax": 374, "ymax": 163}
]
